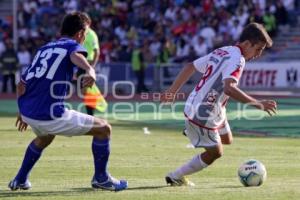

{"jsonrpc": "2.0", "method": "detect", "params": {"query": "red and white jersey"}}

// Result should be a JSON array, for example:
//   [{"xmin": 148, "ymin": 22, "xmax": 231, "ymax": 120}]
[{"xmin": 184, "ymin": 46, "xmax": 245, "ymax": 130}]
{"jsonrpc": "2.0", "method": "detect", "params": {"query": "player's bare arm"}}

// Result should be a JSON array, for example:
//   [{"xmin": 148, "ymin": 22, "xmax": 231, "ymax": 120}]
[
  {"xmin": 161, "ymin": 62, "xmax": 196, "ymax": 103},
  {"xmin": 224, "ymin": 78, "xmax": 277, "ymax": 116},
  {"xmin": 16, "ymin": 81, "xmax": 28, "ymax": 132},
  {"xmin": 70, "ymin": 52, "xmax": 96, "ymax": 88},
  {"xmin": 16, "ymin": 81, "xmax": 26, "ymax": 98},
  {"xmin": 90, "ymin": 48, "xmax": 100, "ymax": 68}
]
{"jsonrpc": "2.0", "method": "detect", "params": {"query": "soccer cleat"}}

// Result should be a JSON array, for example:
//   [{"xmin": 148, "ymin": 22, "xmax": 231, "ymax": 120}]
[
  {"xmin": 8, "ymin": 179, "xmax": 32, "ymax": 191},
  {"xmin": 165, "ymin": 173, "xmax": 195, "ymax": 187},
  {"xmin": 91, "ymin": 175, "xmax": 128, "ymax": 191}
]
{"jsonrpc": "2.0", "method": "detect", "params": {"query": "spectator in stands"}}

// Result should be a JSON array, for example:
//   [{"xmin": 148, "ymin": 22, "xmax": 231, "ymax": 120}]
[
  {"xmin": 149, "ymin": 36, "xmax": 161, "ymax": 61},
  {"xmin": 192, "ymin": 36, "xmax": 208, "ymax": 57},
  {"xmin": 0, "ymin": 39, "xmax": 5, "ymax": 56},
  {"xmin": 174, "ymin": 38, "xmax": 191, "ymax": 63},
  {"xmin": 157, "ymin": 38, "xmax": 171, "ymax": 66},
  {"xmin": 17, "ymin": 44, "xmax": 31, "ymax": 75},
  {"xmin": 231, "ymin": 19, "xmax": 243, "ymax": 41},
  {"xmin": 235, "ymin": 7, "xmax": 249, "ymax": 26},
  {"xmin": 142, "ymin": 39, "xmax": 154, "ymax": 63},
  {"xmin": 131, "ymin": 43, "xmax": 148, "ymax": 93},
  {"xmin": 263, "ymin": 8, "xmax": 277, "ymax": 37},
  {"xmin": 200, "ymin": 21, "xmax": 217, "ymax": 51},
  {"xmin": 247, "ymin": 8, "xmax": 263, "ymax": 24},
  {"xmin": 283, "ymin": 0, "xmax": 297, "ymax": 26},
  {"xmin": 164, "ymin": 3, "xmax": 178, "ymax": 22},
  {"xmin": 117, "ymin": 44, "xmax": 132, "ymax": 63},
  {"xmin": 274, "ymin": 1, "xmax": 289, "ymax": 31},
  {"xmin": 155, "ymin": 38, "xmax": 171, "ymax": 90},
  {"xmin": 63, "ymin": 0, "xmax": 78, "ymax": 13},
  {"xmin": 1, "ymin": 0, "xmax": 298, "ymax": 67},
  {"xmin": 0, "ymin": 39, "xmax": 19, "ymax": 93}
]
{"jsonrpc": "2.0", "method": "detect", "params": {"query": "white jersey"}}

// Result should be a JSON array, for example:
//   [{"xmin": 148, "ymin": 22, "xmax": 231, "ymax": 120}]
[{"xmin": 184, "ymin": 46, "xmax": 245, "ymax": 130}]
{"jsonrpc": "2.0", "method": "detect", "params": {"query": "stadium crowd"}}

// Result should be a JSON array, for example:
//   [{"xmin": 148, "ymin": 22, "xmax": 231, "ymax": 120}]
[{"xmin": 0, "ymin": 0, "xmax": 299, "ymax": 93}]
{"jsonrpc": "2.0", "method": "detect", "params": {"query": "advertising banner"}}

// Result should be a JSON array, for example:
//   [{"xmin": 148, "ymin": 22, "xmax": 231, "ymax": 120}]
[{"xmin": 240, "ymin": 62, "xmax": 300, "ymax": 89}]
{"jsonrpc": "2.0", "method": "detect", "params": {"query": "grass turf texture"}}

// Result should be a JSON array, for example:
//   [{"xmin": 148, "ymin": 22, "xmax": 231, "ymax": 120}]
[
  {"xmin": 0, "ymin": 116, "xmax": 300, "ymax": 200},
  {"xmin": 0, "ymin": 98, "xmax": 299, "ymax": 199}
]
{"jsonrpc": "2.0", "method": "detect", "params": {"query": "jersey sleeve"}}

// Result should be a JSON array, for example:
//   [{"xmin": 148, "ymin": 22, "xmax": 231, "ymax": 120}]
[
  {"xmin": 222, "ymin": 56, "xmax": 244, "ymax": 83},
  {"xmin": 69, "ymin": 43, "xmax": 88, "ymax": 57},
  {"xmin": 192, "ymin": 54, "xmax": 210, "ymax": 73}
]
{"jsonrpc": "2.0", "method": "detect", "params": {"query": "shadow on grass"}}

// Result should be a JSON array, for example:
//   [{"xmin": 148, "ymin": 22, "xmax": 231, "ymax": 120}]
[
  {"xmin": 214, "ymin": 185, "xmax": 244, "ymax": 189},
  {"xmin": 71, "ymin": 185, "xmax": 169, "ymax": 191},
  {"xmin": 0, "ymin": 187, "xmax": 103, "ymax": 198},
  {"xmin": 126, "ymin": 185, "xmax": 169, "ymax": 190},
  {"xmin": 0, "ymin": 185, "xmax": 170, "ymax": 198},
  {"xmin": 0, "ymin": 190, "xmax": 91, "ymax": 198}
]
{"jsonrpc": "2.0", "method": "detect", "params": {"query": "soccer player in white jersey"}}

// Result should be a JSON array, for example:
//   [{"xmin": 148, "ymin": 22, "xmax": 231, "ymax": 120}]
[
  {"xmin": 8, "ymin": 12, "xmax": 127, "ymax": 191},
  {"xmin": 161, "ymin": 23, "xmax": 277, "ymax": 186}
]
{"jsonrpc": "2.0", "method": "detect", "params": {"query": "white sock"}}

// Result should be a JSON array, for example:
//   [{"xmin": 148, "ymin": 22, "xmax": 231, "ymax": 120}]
[{"xmin": 171, "ymin": 154, "xmax": 208, "ymax": 179}]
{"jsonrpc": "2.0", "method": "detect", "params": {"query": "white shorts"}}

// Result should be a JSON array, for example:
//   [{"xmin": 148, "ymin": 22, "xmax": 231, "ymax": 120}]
[
  {"xmin": 184, "ymin": 120, "xmax": 222, "ymax": 148},
  {"xmin": 218, "ymin": 120, "xmax": 231, "ymax": 136},
  {"xmin": 22, "ymin": 109, "xmax": 94, "ymax": 137}
]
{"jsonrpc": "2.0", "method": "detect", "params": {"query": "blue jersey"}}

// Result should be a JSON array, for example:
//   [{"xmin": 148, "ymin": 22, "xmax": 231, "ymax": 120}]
[{"xmin": 18, "ymin": 38, "xmax": 87, "ymax": 120}]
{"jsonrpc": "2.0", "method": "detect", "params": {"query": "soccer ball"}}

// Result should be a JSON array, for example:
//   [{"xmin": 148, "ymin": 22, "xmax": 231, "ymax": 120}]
[{"xmin": 238, "ymin": 159, "xmax": 267, "ymax": 187}]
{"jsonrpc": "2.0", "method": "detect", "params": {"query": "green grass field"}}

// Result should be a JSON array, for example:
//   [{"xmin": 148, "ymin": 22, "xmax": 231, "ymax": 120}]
[
  {"xmin": 0, "ymin": 99, "xmax": 300, "ymax": 200},
  {"xmin": 0, "ymin": 121, "xmax": 300, "ymax": 200}
]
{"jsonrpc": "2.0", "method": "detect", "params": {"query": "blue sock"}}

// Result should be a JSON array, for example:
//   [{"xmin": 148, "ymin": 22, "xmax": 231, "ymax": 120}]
[
  {"xmin": 92, "ymin": 137, "xmax": 110, "ymax": 182},
  {"xmin": 15, "ymin": 141, "xmax": 43, "ymax": 183}
]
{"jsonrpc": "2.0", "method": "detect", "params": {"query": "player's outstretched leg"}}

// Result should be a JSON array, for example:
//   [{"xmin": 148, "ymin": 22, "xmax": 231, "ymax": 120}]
[
  {"xmin": 8, "ymin": 135, "xmax": 55, "ymax": 191},
  {"xmin": 165, "ymin": 154, "xmax": 206, "ymax": 187},
  {"xmin": 166, "ymin": 145, "xmax": 223, "ymax": 187},
  {"xmin": 165, "ymin": 173, "xmax": 195, "ymax": 187},
  {"xmin": 86, "ymin": 118, "xmax": 128, "ymax": 191}
]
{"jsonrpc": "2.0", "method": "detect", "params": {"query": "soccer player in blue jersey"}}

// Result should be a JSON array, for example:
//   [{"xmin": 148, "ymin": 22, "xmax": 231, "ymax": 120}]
[{"xmin": 8, "ymin": 12, "xmax": 128, "ymax": 191}]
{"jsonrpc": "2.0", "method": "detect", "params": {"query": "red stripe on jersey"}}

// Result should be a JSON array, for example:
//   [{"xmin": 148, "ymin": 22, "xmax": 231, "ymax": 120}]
[
  {"xmin": 222, "ymin": 98, "xmax": 229, "ymax": 107},
  {"xmin": 230, "ymin": 66, "xmax": 241, "ymax": 79},
  {"xmin": 184, "ymin": 112, "xmax": 225, "ymax": 131}
]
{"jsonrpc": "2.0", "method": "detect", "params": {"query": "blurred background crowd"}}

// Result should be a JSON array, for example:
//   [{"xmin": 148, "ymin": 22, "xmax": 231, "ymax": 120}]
[{"xmin": 0, "ymin": 0, "xmax": 299, "ymax": 93}]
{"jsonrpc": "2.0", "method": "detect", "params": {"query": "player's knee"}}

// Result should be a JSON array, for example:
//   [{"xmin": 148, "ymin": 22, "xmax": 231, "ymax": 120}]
[
  {"xmin": 214, "ymin": 150, "xmax": 223, "ymax": 159},
  {"xmin": 223, "ymin": 138, "xmax": 233, "ymax": 145},
  {"xmin": 221, "ymin": 134, "xmax": 233, "ymax": 145},
  {"xmin": 95, "ymin": 123, "xmax": 112, "ymax": 138},
  {"xmin": 93, "ymin": 118, "xmax": 111, "ymax": 135},
  {"xmin": 33, "ymin": 135, "xmax": 55, "ymax": 149},
  {"xmin": 101, "ymin": 123, "xmax": 112, "ymax": 137},
  {"xmin": 209, "ymin": 149, "xmax": 223, "ymax": 160}
]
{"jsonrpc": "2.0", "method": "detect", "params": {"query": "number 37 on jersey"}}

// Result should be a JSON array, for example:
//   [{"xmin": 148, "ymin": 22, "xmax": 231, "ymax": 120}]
[{"xmin": 26, "ymin": 47, "xmax": 67, "ymax": 81}]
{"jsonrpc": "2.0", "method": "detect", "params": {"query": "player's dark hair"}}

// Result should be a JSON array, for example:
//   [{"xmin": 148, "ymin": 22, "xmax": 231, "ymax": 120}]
[
  {"xmin": 239, "ymin": 23, "xmax": 273, "ymax": 48},
  {"xmin": 60, "ymin": 12, "xmax": 89, "ymax": 37}
]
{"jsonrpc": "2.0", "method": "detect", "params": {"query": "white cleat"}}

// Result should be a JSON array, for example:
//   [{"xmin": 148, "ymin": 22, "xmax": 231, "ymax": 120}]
[
  {"xmin": 8, "ymin": 179, "xmax": 32, "ymax": 191},
  {"xmin": 91, "ymin": 175, "xmax": 128, "ymax": 191}
]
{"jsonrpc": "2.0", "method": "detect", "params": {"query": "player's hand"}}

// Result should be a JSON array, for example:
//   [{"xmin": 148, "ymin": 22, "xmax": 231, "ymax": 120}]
[
  {"xmin": 82, "ymin": 76, "xmax": 95, "ymax": 88},
  {"xmin": 82, "ymin": 68, "xmax": 96, "ymax": 88},
  {"xmin": 257, "ymin": 100, "xmax": 277, "ymax": 116},
  {"xmin": 72, "ymin": 73, "xmax": 77, "ymax": 81},
  {"xmin": 17, "ymin": 81, "xmax": 26, "ymax": 98},
  {"xmin": 160, "ymin": 90, "xmax": 176, "ymax": 104},
  {"xmin": 15, "ymin": 114, "xmax": 28, "ymax": 132}
]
